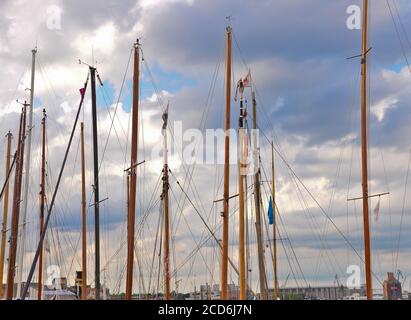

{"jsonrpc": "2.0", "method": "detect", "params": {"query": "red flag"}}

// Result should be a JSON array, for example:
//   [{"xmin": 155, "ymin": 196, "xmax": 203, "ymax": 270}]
[
  {"xmin": 242, "ymin": 70, "xmax": 252, "ymax": 87},
  {"xmin": 79, "ymin": 87, "xmax": 86, "ymax": 98}
]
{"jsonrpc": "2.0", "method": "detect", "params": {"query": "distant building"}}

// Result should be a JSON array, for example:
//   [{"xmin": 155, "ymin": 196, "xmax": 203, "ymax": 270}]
[
  {"xmin": 383, "ymin": 272, "xmax": 402, "ymax": 300},
  {"xmin": 186, "ymin": 283, "xmax": 239, "ymax": 300},
  {"xmin": 268, "ymin": 286, "xmax": 365, "ymax": 300}
]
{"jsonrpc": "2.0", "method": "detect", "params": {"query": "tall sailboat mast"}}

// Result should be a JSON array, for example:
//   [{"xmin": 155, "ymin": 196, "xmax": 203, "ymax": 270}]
[
  {"xmin": 16, "ymin": 48, "xmax": 37, "ymax": 298},
  {"xmin": 89, "ymin": 66, "xmax": 101, "ymax": 300},
  {"xmin": 271, "ymin": 142, "xmax": 279, "ymax": 300},
  {"xmin": 221, "ymin": 25, "xmax": 232, "ymax": 300},
  {"xmin": 360, "ymin": 0, "xmax": 372, "ymax": 300},
  {"xmin": 80, "ymin": 122, "xmax": 87, "ymax": 300},
  {"xmin": 126, "ymin": 39, "xmax": 141, "ymax": 300},
  {"xmin": 237, "ymin": 81, "xmax": 246, "ymax": 300},
  {"xmin": 6, "ymin": 105, "xmax": 27, "ymax": 300},
  {"xmin": 0, "ymin": 131, "xmax": 12, "ymax": 298},
  {"xmin": 37, "ymin": 109, "xmax": 46, "ymax": 300},
  {"xmin": 162, "ymin": 104, "xmax": 171, "ymax": 300},
  {"xmin": 251, "ymin": 91, "xmax": 268, "ymax": 300}
]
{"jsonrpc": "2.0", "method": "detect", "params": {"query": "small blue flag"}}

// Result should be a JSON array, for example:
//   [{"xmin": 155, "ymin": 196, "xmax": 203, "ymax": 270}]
[{"xmin": 268, "ymin": 196, "xmax": 274, "ymax": 225}]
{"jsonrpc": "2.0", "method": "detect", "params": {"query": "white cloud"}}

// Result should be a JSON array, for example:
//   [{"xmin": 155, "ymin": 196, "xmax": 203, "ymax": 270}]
[
  {"xmin": 72, "ymin": 21, "xmax": 118, "ymax": 57},
  {"xmin": 371, "ymin": 97, "xmax": 398, "ymax": 122},
  {"xmin": 139, "ymin": 0, "xmax": 194, "ymax": 10}
]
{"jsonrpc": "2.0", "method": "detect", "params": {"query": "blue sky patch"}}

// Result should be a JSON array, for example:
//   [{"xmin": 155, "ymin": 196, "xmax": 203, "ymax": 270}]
[
  {"xmin": 388, "ymin": 62, "xmax": 406, "ymax": 73},
  {"xmin": 95, "ymin": 65, "xmax": 195, "ymax": 112}
]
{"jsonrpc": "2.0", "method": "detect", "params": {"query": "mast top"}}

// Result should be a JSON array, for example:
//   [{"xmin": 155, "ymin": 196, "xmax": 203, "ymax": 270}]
[
  {"xmin": 134, "ymin": 38, "xmax": 142, "ymax": 49},
  {"xmin": 225, "ymin": 15, "xmax": 233, "ymax": 32},
  {"xmin": 78, "ymin": 59, "xmax": 98, "ymax": 72}
]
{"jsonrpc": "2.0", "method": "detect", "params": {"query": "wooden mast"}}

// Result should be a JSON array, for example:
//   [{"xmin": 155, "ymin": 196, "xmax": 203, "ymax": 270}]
[
  {"xmin": 221, "ymin": 25, "xmax": 232, "ymax": 301},
  {"xmin": 6, "ymin": 105, "xmax": 26, "ymax": 300},
  {"xmin": 271, "ymin": 142, "xmax": 279, "ymax": 300},
  {"xmin": 251, "ymin": 91, "xmax": 268, "ymax": 300},
  {"xmin": 80, "ymin": 122, "xmax": 87, "ymax": 300},
  {"xmin": 125, "ymin": 39, "xmax": 140, "ymax": 300},
  {"xmin": 237, "ymin": 81, "xmax": 246, "ymax": 300},
  {"xmin": 38, "ymin": 109, "xmax": 46, "ymax": 300},
  {"xmin": 162, "ymin": 104, "xmax": 171, "ymax": 300},
  {"xmin": 360, "ymin": 0, "xmax": 372, "ymax": 300},
  {"xmin": 0, "ymin": 131, "xmax": 12, "ymax": 298},
  {"xmin": 89, "ymin": 66, "xmax": 101, "ymax": 300}
]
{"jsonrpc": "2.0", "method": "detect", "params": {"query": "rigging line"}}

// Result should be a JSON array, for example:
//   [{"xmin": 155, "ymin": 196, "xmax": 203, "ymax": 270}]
[
  {"xmin": 94, "ymin": 197, "xmax": 163, "ymax": 290},
  {"xmin": 95, "ymin": 47, "xmax": 133, "ymax": 177},
  {"xmin": 156, "ymin": 205, "xmax": 164, "ymax": 298},
  {"xmin": 259, "ymin": 180, "xmax": 275, "ymax": 289},
  {"xmin": 97, "ymin": 174, "xmax": 162, "ymax": 277},
  {"xmin": 153, "ymin": 41, "xmax": 224, "ymax": 232},
  {"xmin": 3, "ymin": 60, "xmax": 30, "ymax": 115},
  {"xmin": 262, "ymin": 123, "xmax": 379, "ymax": 284},
  {"xmin": 98, "ymin": 73, "xmax": 128, "ymax": 139},
  {"xmin": 275, "ymin": 206, "xmax": 302, "ymax": 289},
  {"xmin": 169, "ymin": 171, "xmax": 225, "ymax": 256},
  {"xmin": 233, "ymin": 28, "xmax": 346, "ymax": 278},
  {"xmin": 148, "ymin": 197, "xmax": 163, "ymax": 295},
  {"xmin": 392, "ymin": 0, "xmax": 411, "ymax": 52},
  {"xmin": 275, "ymin": 222, "xmax": 299, "ymax": 289},
  {"xmin": 373, "ymin": 98, "xmax": 395, "ymax": 269},
  {"xmin": 256, "ymin": 120, "xmax": 382, "ymax": 283},
  {"xmin": 258, "ymin": 170, "xmax": 304, "ymax": 290},
  {"xmin": 169, "ymin": 184, "xmax": 215, "ymax": 282},
  {"xmin": 44, "ymin": 136, "xmax": 81, "ymax": 268},
  {"xmin": 386, "ymin": 0, "xmax": 411, "ymax": 74},
  {"xmin": 113, "ymin": 69, "xmax": 134, "ymax": 291},
  {"xmin": 50, "ymin": 124, "xmax": 81, "ymax": 225},
  {"xmin": 277, "ymin": 149, "xmax": 341, "ymax": 280},
  {"xmin": 21, "ymin": 74, "xmax": 90, "ymax": 299},
  {"xmin": 260, "ymin": 160, "xmax": 309, "ymax": 287},
  {"xmin": 312, "ymin": 141, "xmax": 348, "ymax": 279},
  {"xmin": 282, "ymin": 147, "xmax": 383, "ymax": 284},
  {"xmin": 141, "ymin": 56, "xmax": 165, "ymax": 111},
  {"xmin": 394, "ymin": 149, "xmax": 411, "ymax": 271},
  {"xmin": 169, "ymin": 170, "xmax": 257, "ymax": 299},
  {"xmin": 0, "ymin": 150, "xmax": 17, "ymax": 202},
  {"xmin": 134, "ymin": 239, "xmax": 147, "ymax": 295},
  {"xmin": 97, "ymin": 86, "xmax": 126, "ymax": 157},
  {"xmin": 345, "ymin": 66, "xmax": 362, "ymax": 263},
  {"xmin": 37, "ymin": 59, "xmax": 60, "ymax": 102}
]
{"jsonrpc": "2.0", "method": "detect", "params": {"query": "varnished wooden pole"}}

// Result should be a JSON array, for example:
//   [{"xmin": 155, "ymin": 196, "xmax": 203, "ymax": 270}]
[
  {"xmin": 38, "ymin": 109, "xmax": 46, "ymax": 300},
  {"xmin": 163, "ymin": 122, "xmax": 171, "ymax": 300},
  {"xmin": 221, "ymin": 26, "xmax": 232, "ymax": 300},
  {"xmin": 0, "ymin": 131, "xmax": 12, "ymax": 298},
  {"xmin": 271, "ymin": 142, "xmax": 279, "ymax": 300},
  {"xmin": 251, "ymin": 92, "xmax": 268, "ymax": 300},
  {"xmin": 237, "ymin": 84, "xmax": 246, "ymax": 300},
  {"xmin": 360, "ymin": 0, "xmax": 372, "ymax": 300},
  {"xmin": 80, "ymin": 122, "xmax": 87, "ymax": 300},
  {"xmin": 6, "ymin": 105, "xmax": 26, "ymax": 300},
  {"xmin": 126, "ymin": 40, "xmax": 140, "ymax": 300}
]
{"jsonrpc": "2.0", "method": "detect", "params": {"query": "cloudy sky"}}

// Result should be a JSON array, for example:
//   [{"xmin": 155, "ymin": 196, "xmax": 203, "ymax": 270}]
[{"xmin": 1, "ymin": 0, "xmax": 411, "ymax": 296}]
